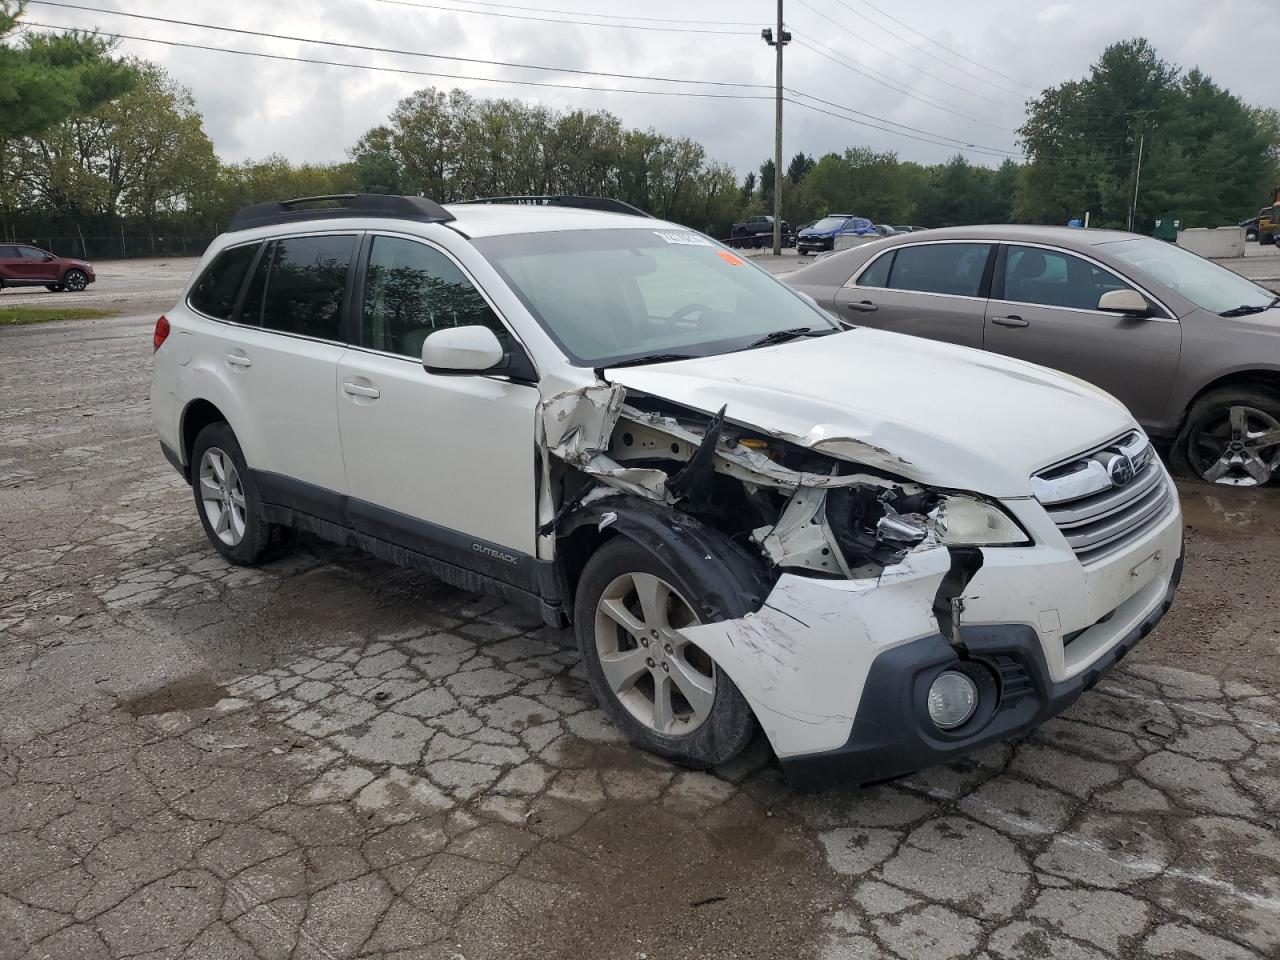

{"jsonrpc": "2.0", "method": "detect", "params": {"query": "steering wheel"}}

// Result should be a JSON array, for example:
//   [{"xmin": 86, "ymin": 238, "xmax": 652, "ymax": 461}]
[{"xmin": 661, "ymin": 302, "xmax": 710, "ymax": 328}]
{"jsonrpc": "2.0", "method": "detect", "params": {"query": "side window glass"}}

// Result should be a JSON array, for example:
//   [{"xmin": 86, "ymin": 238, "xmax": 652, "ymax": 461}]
[
  {"xmin": 260, "ymin": 235, "xmax": 355, "ymax": 340},
  {"xmin": 362, "ymin": 236, "xmax": 508, "ymax": 357},
  {"xmin": 856, "ymin": 252, "xmax": 893, "ymax": 288},
  {"xmin": 188, "ymin": 243, "xmax": 259, "ymax": 320},
  {"xmin": 1004, "ymin": 245, "xmax": 1133, "ymax": 310},
  {"xmin": 0, "ymin": 246, "xmax": 16, "ymax": 258},
  {"xmin": 18, "ymin": 247, "xmax": 46, "ymax": 260},
  {"xmin": 888, "ymin": 243, "xmax": 991, "ymax": 297}
]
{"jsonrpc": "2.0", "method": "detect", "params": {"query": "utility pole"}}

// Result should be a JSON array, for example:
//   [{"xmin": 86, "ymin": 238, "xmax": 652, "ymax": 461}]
[
  {"xmin": 761, "ymin": 3, "xmax": 789, "ymax": 256},
  {"xmin": 1128, "ymin": 128, "xmax": 1146, "ymax": 233}
]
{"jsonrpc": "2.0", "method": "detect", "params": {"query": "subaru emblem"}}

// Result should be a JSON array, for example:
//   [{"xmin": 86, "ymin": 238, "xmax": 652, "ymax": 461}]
[{"xmin": 1106, "ymin": 454, "xmax": 1136, "ymax": 487}]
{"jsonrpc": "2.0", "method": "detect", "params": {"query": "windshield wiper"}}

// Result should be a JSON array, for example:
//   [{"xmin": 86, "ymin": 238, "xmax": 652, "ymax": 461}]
[
  {"xmin": 603, "ymin": 352, "xmax": 699, "ymax": 370},
  {"xmin": 746, "ymin": 326, "xmax": 832, "ymax": 348},
  {"xmin": 1220, "ymin": 297, "xmax": 1279, "ymax": 317}
]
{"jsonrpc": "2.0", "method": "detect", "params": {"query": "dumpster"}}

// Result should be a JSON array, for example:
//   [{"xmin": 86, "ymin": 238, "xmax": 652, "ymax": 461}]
[{"xmin": 1153, "ymin": 216, "xmax": 1180, "ymax": 242}]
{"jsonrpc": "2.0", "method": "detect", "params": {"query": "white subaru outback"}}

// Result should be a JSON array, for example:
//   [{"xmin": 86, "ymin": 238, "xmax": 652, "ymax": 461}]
[{"xmin": 150, "ymin": 194, "xmax": 1183, "ymax": 788}]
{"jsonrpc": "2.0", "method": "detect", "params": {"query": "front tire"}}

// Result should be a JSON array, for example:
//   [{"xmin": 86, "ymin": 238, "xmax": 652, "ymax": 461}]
[
  {"xmin": 62, "ymin": 269, "xmax": 88, "ymax": 291},
  {"xmin": 1178, "ymin": 387, "xmax": 1280, "ymax": 486},
  {"xmin": 190, "ymin": 422, "xmax": 279, "ymax": 564},
  {"xmin": 574, "ymin": 538, "xmax": 756, "ymax": 768}
]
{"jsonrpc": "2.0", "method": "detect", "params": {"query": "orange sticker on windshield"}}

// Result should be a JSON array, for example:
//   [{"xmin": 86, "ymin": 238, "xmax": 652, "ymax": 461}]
[{"xmin": 717, "ymin": 250, "xmax": 744, "ymax": 266}]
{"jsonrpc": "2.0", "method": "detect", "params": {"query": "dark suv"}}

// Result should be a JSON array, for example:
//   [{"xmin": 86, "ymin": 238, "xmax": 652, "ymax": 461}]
[{"xmin": 0, "ymin": 244, "xmax": 95, "ymax": 292}]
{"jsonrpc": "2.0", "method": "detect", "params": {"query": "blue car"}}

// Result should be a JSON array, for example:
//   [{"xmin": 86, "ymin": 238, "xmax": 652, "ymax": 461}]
[{"xmin": 797, "ymin": 214, "xmax": 876, "ymax": 255}]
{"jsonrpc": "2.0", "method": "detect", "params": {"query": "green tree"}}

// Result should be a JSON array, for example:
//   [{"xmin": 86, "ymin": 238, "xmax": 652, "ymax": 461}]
[
  {"xmin": 1014, "ymin": 38, "xmax": 1272, "ymax": 229},
  {"xmin": 786, "ymin": 151, "xmax": 814, "ymax": 185},
  {"xmin": 5, "ymin": 61, "xmax": 215, "ymax": 224},
  {"xmin": 0, "ymin": 1, "xmax": 137, "ymax": 139}
]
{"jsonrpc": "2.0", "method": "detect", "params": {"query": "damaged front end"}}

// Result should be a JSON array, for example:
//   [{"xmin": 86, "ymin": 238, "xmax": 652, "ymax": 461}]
[{"xmin": 539, "ymin": 382, "xmax": 1021, "ymax": 617}]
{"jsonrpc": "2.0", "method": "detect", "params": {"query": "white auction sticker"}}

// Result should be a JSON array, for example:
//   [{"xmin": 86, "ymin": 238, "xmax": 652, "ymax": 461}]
[{"xmin": 653, "ymin": 231, "xmax": 714, "ymax": 246}]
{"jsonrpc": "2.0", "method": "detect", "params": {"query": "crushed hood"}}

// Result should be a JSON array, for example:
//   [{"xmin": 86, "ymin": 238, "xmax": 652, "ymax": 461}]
[{"xmin": 604, "ymin": 328, "xmax": 1136, "ymax": 498}]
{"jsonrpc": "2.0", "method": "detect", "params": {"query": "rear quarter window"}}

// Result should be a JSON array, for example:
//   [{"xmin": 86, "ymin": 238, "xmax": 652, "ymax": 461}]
[{"xmin": 188, "ymin": 243, "xmax": 259, "ymax": 320}]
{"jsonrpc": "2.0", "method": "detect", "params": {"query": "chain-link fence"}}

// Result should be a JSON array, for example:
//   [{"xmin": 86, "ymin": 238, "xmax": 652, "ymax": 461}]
[{"xmin": 1, "ymin": 232, "xmax": 216, "ymax": 260}]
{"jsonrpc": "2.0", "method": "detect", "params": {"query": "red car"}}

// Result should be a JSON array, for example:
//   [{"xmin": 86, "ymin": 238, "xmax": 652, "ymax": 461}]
[{"xmin": 0, "ymin": 243, "xmax": 95, "ymax": 292}]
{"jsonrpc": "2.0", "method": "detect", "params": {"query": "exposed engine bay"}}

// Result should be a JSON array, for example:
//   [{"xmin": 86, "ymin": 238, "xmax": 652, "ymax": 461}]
[{"xmin": 539, "ymin": 382, "xmax": 993, "ymax": 582}]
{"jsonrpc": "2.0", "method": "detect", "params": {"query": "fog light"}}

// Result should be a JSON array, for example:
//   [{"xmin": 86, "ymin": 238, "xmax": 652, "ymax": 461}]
[{"xmin": 927, "ymin": 671, "xmax": 978, "ymax": 730}]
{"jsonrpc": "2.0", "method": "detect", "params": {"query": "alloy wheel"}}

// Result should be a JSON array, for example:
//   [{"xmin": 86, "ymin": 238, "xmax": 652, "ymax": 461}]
[
  {"xmin": 198, "ymin": 447, "xmax": 248, "ymax": 545},
  {"xmin": 1189, "ymin": 405, "xmax": 1280, "ymax": 487},
  {"xmin": 593, "ymin": 572, "xmax": 716, "ymax": 736},
  {"xmin": 64, "ymin": 270, "xmax": 88, "ymax": 291}
]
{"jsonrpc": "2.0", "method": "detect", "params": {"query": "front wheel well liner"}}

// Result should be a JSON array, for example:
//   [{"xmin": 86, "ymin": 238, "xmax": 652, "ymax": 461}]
[{"xmin": 554, "ymin": 497, "xmax": 776, "ymax": 626}]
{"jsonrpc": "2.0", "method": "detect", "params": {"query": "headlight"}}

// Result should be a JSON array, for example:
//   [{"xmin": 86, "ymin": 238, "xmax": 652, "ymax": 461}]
[{"xmin": 931, "ymin": 495, "xmax": 1030, "ymax": 546}]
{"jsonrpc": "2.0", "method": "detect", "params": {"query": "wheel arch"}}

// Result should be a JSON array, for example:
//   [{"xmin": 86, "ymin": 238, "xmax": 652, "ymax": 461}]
[
  {"xmin": 1174, "ymin": 368, "xmax": 1280, "ymax": 436},
  {"xmin": 180, "ymin": 398, "xmax": 232, "ymax": 479},
  {"xmin": 555, "ymin": 496, "xmax": 776, "ymax": 627}
]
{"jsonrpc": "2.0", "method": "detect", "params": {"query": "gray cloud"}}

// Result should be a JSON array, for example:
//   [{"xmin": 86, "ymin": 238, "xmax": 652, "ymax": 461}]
[{"xmin": 26, "ymin": 0, "xmax": 1280, "ymax": 175}]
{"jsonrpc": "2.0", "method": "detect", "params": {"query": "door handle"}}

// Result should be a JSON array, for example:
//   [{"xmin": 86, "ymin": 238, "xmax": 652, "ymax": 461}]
[
  {"xmin": 342, "ymin": 380, "xmax": 380, "ymax": 399},
  {"xmin": 991, "ymin": 315, "xmax": 1029, "ymax": 328},
  {"xmin": 225, "ymin": 351, "xmax": 252, "ymax": 368},
  {"xmin": 846, "ymin": 300, "xmax": 879, "ymax": 312}
]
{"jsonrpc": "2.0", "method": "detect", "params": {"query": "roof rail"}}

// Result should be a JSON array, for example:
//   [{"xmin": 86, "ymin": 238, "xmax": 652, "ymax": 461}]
[
  {"xmin": 227, "ymin": 193, "xmax": 455, "ymax": 232},
  {"xmin": 455, "ymin": 195, "xmax": 653, "ymax": 218}
]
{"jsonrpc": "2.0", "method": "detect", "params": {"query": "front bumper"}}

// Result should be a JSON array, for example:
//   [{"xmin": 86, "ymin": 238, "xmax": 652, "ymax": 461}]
[
  {"xmin": 681, "ymin": 483, "xmax": 1183, "ymax": 787},
  {"xmin": 780, "ymin": 552, "xmax": 1182, "ymax": 790},
  {"xmin": 797, "ymin": 237, "xmax": 833, "ymax": 253}
]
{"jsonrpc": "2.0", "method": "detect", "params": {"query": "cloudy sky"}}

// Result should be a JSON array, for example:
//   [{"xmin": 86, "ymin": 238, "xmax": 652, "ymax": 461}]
[{"xmin": 16, "ymin": 0, "xmax": 1280, "ymax": 174}]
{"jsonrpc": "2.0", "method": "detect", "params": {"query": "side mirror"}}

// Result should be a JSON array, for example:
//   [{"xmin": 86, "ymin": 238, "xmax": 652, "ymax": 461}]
[
  {"xmin": 1097, "ymin": 289, "xmax": 1150, "ymax": 316},
  {"xmin": 422, "ymin": 325, "xmax": 505, "ymax": 373}
]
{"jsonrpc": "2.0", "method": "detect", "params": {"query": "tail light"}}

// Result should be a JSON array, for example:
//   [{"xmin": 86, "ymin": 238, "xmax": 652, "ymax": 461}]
[{"xmin": 153, "ymin": 315, "xmax": 170, "ymax": 352}]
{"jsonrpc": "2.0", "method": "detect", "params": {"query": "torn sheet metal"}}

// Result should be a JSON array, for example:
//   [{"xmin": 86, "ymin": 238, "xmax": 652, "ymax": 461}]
[
  {"xmin": 542, "ymin": 384, "xmax": 626, "ymax": 464},
  {"xmin": 617, "ymin": 405, "xmax": 918, "ymax": 495},
  {"xmin": 753, "ymin": 487, "xmax": 853, "ymax": 578}
]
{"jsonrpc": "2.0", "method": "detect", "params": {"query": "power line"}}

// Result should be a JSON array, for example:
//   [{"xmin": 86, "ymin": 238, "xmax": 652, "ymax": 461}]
[
  {"xmin": 371, "ymin": 0, "xmax": 758, "ymax": 32},
  {"xmin": 784, "ymin": 97, "xmax": 1015, "ymax": 158},
  {"xmin": 853, "ymin": 0, "xmax": 1031, "ymax": 90},
  {"xmin": 792, "ymin": 0, "xmax": 1021, "ymax": 110},
  {"xmin": 830, "ymin": 0, "xmax": 1026, "ymax": 97},
  {"xmin": 24, "ymin": 2, "xmax": 770, "ymax": 88},
  {"xmin": 791, "ymin": 33, "xmax": 1016, "ymax": 133},
  {"xmin": 786, "ymin": 89, "xmax": 1017, "ymax": 155},
  {"xmin": 19, "ymin": 21, "xmax": 776, "ymax": 101}
]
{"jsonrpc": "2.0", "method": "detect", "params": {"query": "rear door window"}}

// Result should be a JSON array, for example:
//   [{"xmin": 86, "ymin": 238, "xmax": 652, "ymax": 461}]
[
  {"xmin": 188, "ymin": 243, "xmax": 259, "ymax": 320},
  {"xmin": 886, "ymin": 243, "xmax": 992, "ymax": 297},
  {"xmin": 0, "ymin": 246, "xmax": 17, "ymax": 259},
  {"xmin": 258, "ymin": 235, "xmax": 356, "ymax": 340},
  {"xmin": 856, "ymin": 252, "xmax": 894, "ymax": 288}
]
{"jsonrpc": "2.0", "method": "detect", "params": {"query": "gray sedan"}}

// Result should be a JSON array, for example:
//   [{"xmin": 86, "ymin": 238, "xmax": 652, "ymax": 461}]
[{"xmin": 786, "ymin": 225, "xmax": 1280, "ymax": 486}]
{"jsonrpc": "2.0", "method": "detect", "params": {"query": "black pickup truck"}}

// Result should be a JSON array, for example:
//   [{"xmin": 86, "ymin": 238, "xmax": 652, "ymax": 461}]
[{"xmin": 728, "ymin": 215, "xmax": 794, "ymax": 248}]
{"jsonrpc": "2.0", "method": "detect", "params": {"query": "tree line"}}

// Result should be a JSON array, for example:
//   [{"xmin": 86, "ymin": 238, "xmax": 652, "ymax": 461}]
[{"xmin": 2, "ymin": 2, "xmax": 1277, "ymax": 259}]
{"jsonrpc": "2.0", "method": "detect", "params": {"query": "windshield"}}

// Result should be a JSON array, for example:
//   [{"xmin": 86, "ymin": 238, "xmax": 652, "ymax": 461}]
[
  {"xmin": 472, "ymin": 228, "xmax": 838, "ymax": 366},
  {"xmin": 808, "ymin": 217, "xmax": 849, "ymax": 232},
  {"xmin": 1104, "ymin": 237, "xmax": 1274, "ymax": 314}
]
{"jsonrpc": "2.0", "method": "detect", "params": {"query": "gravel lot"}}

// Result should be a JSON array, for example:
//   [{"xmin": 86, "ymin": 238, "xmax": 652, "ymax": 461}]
[{"xmin": 1, "ymin": 257, "xmax": 1278, "ymax": 960}]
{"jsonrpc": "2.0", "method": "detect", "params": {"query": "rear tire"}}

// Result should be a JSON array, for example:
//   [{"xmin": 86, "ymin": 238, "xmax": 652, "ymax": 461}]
[
  {"xmin": 190, "ymin": 422, "xmax": 282, "ymax": 564},
  {"xmin": 45, "ymin": 283, "xmax": 64, "ymax": 292},
  {"xmin": 574, "ymin": 538, "xmax": 756, "ymax": 769}
]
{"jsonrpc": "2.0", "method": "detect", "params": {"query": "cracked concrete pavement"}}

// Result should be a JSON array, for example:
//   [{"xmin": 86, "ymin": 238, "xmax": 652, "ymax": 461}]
[{"xmin": 1, "ymin": 263, "xmax": 1279, "ymax": 959}]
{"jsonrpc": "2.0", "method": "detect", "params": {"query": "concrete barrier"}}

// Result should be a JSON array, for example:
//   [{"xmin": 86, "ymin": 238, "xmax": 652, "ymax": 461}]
[
  {"xmin": 1177, "ymin": 227, "xmax": 1245, "ymax": 259},
  {"xmin": 833, "ymin": 234, "xmax": 881, "ymax": 252}
]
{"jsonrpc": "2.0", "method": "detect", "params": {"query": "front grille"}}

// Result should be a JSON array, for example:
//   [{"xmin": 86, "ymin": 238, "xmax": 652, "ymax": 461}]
[{"xmin": 1032, "ymin": 431, "xmax": 1174, "ymax": 565}]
